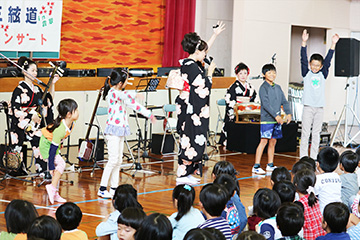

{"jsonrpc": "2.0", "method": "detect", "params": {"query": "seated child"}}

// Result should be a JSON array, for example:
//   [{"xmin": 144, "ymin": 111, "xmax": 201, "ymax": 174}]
[
  {"xmin": 299, "ymin": 156, "xmax": 316, "ymax": 172},
  {"xmin": 315, "ymin": 147, "xmax": 342, "ymax": 213},
  {"xmin": 135, "ymin": 213, "xmax": 172, "ymax": 240},
  {"xmin": 270, "ymin": 166, "xmax": 291, "ymax": 186},
  {"xmin": 272, "ymin": 180, "xmax": 296, "ymax": 203},
  {"xmin": 117, "ymin": 207, "xmax": 146, "ymax": 240},
  {"xmin": 198, "ymin": 183, "xmax": 232, "ymax": 240},
  {"xmin": 96, "ymin": 184, "xmax": 142, "ymax": 240},
  {"xmin": 276, "ymin": 202, "xmax": 305, "ymax": 240},
  {"xmin": 339, "ymin": 150, "xmax": 359, "ymax": 208},
  {"xmin": 0, "ymin": 199, "xmax": 38, "ymax": 240},
  {"xmin": 55, "ymin": 202, "xmax": 88, "ymax": 240},
  {"xmin": 253, "ymin": 188, "xmax": 282, "ymax": 240},
  {"xmin": 203, "ymin": 228, "xmax": 226, "ymax": 240},
  {"xmin": 237, "ymin": 231, "xmax": 266, "ymax": 240},
  {"xmin": 315, "ymin": 202, "xmax": 350, "ymax": 240},
  {"xmin": 351, "ymin": 190, "xmax": 360, "ymax": 218},
  {"xmin": 168, "ymin": 184, "xmax": 205, "ymax": 240},
  {"xmin": 183, "ymin": 228, "xmax": 218, "ymax": 240},
  {"xmin": 355, "ymin": 147, "xmax": 360, "ymax": 186},
  {"xmin": 27, "ymin": 215, "xmax": 62, "ymax": 240}
]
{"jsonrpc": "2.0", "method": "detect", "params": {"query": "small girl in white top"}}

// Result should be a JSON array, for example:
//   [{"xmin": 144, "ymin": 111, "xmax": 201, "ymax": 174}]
[{"xmin": 98, "ymin": 68, "xmax": 156, "ymax": 198}]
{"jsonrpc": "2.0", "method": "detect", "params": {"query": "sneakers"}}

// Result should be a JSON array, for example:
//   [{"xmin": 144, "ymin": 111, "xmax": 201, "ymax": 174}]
[
  {"xmin": 252, "ymin": 167, "xmax": 266, "ymax": 175},
  {"xmin": 176, "ymin": 175, "xmax": 199, "ymax": 185},
  {"xmin": 46, "ymin": 184, "xmax": 56, "ymax": 204},
  {"xmin": 187, "ymin": 175, "xmax": 201, "ymax": 183},
  {"xmin": 266, "ymin": 164, "xmax": 277, "ymax": 172},
  {"xmin": 54, "ymin": 192, "xmax": 66, "ymax": 203},
  {"xmin": 98, "ymin": 189, "xmax": 112, "ymax": 199},
  {"xmin": 109, "ymin": 188, "xmax": 115, "ymax": 197}
]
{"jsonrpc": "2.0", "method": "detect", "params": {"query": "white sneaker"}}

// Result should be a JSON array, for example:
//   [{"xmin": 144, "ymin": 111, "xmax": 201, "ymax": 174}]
[
  {"xmin": 266, "ymin": 165, "xmax": 277, "ymax": 172},
  {"xmin": 252, "ymin": 167, "xmax": 266, "ymax": 175},
  {"xmin": 188, "ymin": 175, "xmax": 201, "ymax": 182},
  {"xmin": 97, "ymin": 189, "xmax": 112, "ymax": 199},
  {"xmin": 176, "ymin": 176, "xmax": 199, "ymax": 185},
  {"xmin": 109, "ymin": 188, "xmax": 115, "ymax": 197}
]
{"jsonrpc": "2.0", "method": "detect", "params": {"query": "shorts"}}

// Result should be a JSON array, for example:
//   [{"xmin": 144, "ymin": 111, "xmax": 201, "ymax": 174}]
[{"xmin": 260, "ymin": 123, "xmax": 282, "ymax": 139}]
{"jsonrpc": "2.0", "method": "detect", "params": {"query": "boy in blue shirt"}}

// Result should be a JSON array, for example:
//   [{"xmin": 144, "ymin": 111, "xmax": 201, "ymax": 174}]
[
  {"xmin": 300, "ymin": 29, "xmax": 339, "ymax": 159},
  {"xmin": 253, "ymin": 64, "xmax": 292, "ymax": 174}
]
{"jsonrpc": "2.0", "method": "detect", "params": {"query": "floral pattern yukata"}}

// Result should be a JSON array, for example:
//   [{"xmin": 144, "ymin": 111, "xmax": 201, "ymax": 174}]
[
  {"xmin": 10, "ymin": 81, "xmax": 54, "ymax": 173},
  {"xmin": 176, "ymin": 59, "xmax": 212, "ymax": 177}
]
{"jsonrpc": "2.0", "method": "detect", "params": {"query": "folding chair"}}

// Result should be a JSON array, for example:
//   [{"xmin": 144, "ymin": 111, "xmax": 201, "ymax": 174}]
[
  {"xmin": 215, "ymin": 98, "xmax": 226, "ymax": 138},
  {"xmin": 161, "ymin": 104, "xmax": 179, "ymax": 155}
]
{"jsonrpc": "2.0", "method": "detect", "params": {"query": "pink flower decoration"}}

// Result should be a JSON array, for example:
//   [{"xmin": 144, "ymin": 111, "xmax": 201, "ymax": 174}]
[
  {"xmin": 112, "ymin": 93, "xmax": 116, "ymax": 98},
  {"xmin": 108, "ymin": 108, "xmax": 112, "ymax": 114},
  {"xmin": 131, "ymin": 99, "xmax": 135, "ymax": 104},
  {"xmin": 115, "ymin": 119, "xmax": 120, "ymax": 124},
  {"xmin": 136, "ymin": 105, "xmax": 140, "ymax": 111}
]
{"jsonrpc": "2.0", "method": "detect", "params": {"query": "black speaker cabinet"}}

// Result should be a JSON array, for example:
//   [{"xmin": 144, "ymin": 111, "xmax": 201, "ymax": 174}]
[
  {"xmin": 151, "ymin": 133, "xmax": 174, "ymax": 155},
  {"xmin": 78, "ymin": 138, "xmax": 104, "ymax": 161},
  {"xmin": 335, "ymin": 38, "xmax": 360, "ymax": 77}
]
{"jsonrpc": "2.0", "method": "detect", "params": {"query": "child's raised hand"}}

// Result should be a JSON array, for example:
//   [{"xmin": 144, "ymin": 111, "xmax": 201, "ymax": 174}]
[
  {"xmin": 275, "ymin": 115, "xmax": 283, "ymax": 125},
  {"xmin": 302, "ymin": 29, "xmax": 309, "ymax": 42},
  {"xmin": 332, "ymin": 33, "xmax": 340, "ymax": 44},
  {"xmin": 213, "ymin": 21, "xmax": 226, "ymax": 36}
]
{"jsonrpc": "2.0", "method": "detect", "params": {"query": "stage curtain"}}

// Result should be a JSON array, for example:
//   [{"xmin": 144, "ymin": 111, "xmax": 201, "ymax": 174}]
[{"xmin": 162, "ymin": 0, "xmax": 196, "ymax": 67}]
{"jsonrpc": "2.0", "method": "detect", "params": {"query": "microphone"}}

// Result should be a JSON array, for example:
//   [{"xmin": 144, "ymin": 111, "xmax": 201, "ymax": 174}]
[{"xmin": 204, "ymin": 56, "xmax": 222, "ymax": 75}]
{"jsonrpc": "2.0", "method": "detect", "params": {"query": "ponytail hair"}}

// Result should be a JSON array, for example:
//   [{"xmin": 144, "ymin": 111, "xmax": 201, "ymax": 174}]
[
  {"xmin": 18, "ymin": 56, "xmax": 37, "ymax": 77},
  {"xmin": 293, "ymin": 169, "xmax": 318, "ymax": 207},
  {"xmin": 172, "ymin": 184, "xmax": 195, "ymax": 221},
  {"xmin": 103, "ymin": 67, "xmax": 129, "ymax": 100},
  {"xmin": 47, "ymin": 99, "xmax": 78, "ymax": 132}
]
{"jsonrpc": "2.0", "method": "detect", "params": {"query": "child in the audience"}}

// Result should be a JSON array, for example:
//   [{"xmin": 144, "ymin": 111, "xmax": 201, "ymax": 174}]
[
  {"xmin": 293, "ymin": 169, "xmax": 326, "ymax": 240},
  {"xmin": 55, "ymin": 202, "xmax": 88, "ymax": 240},
  {"xmin": 355, "ymin": 148, "xmax": 360, "ymax": 187},
  {"xmin": 135, "ymin": 213, "xmax": 172, "ymax": 240},
  {"xmin": 272, "ymin": 180, "xmax": 296, "ymax": 203},
  {"xmin": 339, "ymin": 150, "xmax": 359, "ymax": 208},
  {"xmin": 183, "ymin": 228, "xmax": 217, "ymax": 240},
  {"xmin": 253, "ymin": 188, "xmax": 282, "ymax": 240},
  {"xmin": 198, "ymin": 183, "xmax": 232, "ymax": 240},
  {"xmin": 117, "ymin": 207, "xmax": 146, "ymax": 240},
  {"xmin": 27, "ymin": 215, "xmax": 62, "ymax": 240},
  {"xmin": 299, "ymin": 156, "xmax": 316, "ymax": 172},
  {"xmin": 96, "ymin": 184, "xmax": 142, "ymax": 240},
  {"xmin": 203, "ymin": 228, "xmax": 226, "ymax": 240},
  {"xmin": 291, "ymin": 160, "xmax": 314, "ymax": 177},
  {"xmin": 351, "ymin": 190, "xmax": 360, "ymax": 218},
  {"xmin": 237, "ymin": 231, "xmax": 266, "ymax": 240},
  {"xmin": 214, "ymin": 174, "xmax": 242, "ymax": 236},
  {"xmin": 276, "ymin": 202, "xmax": 305, "ymax": 240},
  {"xmin": 0, "ymin": 199, "xmax": 38, "ymax": 240},
  {"xmin": 315, "ymin": 202, "xmax": 350, "ymax": 240},
  {"xmin": 270, "ymin": 166, "xmax": 291, "ymax": 186},
  {"xmin": 315, "ymin": 147, "xmax": 342, "ymax": 213},
  {"xmin": 168, "ymin": 184, "xmax": 205, "ymax": 240}
]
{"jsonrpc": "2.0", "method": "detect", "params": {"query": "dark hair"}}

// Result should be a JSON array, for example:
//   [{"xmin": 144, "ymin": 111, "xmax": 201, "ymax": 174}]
[
  {"xmin": 236, "ymin": 231, "xmax": 266, "ymax": 240},
  {"xmin": 103, "ymin": 67, "xmax": 129, "ymax": 100},
  {"xmin": 181, "ymin": 32, "xmax": 208, "ymax": 54},
  {"xmin": 212, "ymin": 161, "xmax": 240, "ymax": 195},
  {"xmin": 272, "ymin": 180, "xmax": 296, "ymax": 203},
  {"xmin": 323, "ymin": 202, "xmax": 349, "ymax": 233},
  {"xmin": 113, "ymin": 184, "xmax": 142, "ymax": 212},
  {"xmin": 117, "ymin": 207, "xmax": 146, "ymax": 231},
  {"xmin": 276, "ymin": 202, "xmax": 304, "ymax": 236},
  {"xmin": 261, "ymin": 63, "xmax": 276, "ymax": 75},
  {"xmin": 214, "ymin": 173, "xmax": 237, "ymax": 200},
  {"xmin": 5, "ymin": 199, "xmax": 38, "ymax": 234},
  {"xmin": 291, "ymin": 160, "xmax": 314, "ymax": 175},
  {"xmin": 172, "ymin": 184, "xmax": 195, "ymax": 221},
  {"xmin": 317, "ymin": 147, "xmax": 339, "ymax": 172},
  {"xmin": 271, "ymin": 166, "xmax": 291, "ymax": 184},
  {"xmin": 253, "ymin": 188, "xmax": 281, "ymax": 219},
  {"xmin": 356, "ymin": 147, "xmax": 360, "ymax": 160},
  {"xmin": 299, "ymin": 156, "xmax": 316, "ymax": 172},
  {"xmin": 55, "ymin": 202, "xmax": 82, "ymax": 231},
  {"xmin": 310, "ymin": 53, "xmax": 324, "ymax": 65},
  {"xmin": 200, "ymin": 183, "xmax": 228, "ymax": 217},
  {"xmin": 293, "ymin": 169, "xmax": 318, "ymax": 207},
  {"xmin": 203, "ymin": 228, "xmax": 226, "ymax": 240},
  {"xmin": 340, "ymin": 150, "xmax": 359, "ymax": 173},
  {"xmin": 46, "ymin": 98, "xmax": 78, "ymax": 132},
  {"xmin": 183, "ymin": 228, "xmax": 217, "ymax": 240},
  {"xmin": 18, "ymin": 56, "xmax": 37, "ymax": 77},
  {"xmin": 234, "ymin": 62, "xmax": 249, "ymax": 75},
  {"xmin": 27, "ymin": 215, "xmax": 62, "ymax": 240},
  {"xmin": 134, "ymin": 213, "xmax": 172, "ymax": 240}
]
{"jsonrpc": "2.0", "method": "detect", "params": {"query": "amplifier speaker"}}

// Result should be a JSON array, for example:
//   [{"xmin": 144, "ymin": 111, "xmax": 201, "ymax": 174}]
[
  {"xmin": 78, "ymin": 138, "xmax": 104, "ymax": 161},
  {"xmin": 335, "ymin": 38, "xmax": 360, "ymax": 77},
  {"xmin": 151, "ymin": 133, "xmax": 174, "ymax": 155}
]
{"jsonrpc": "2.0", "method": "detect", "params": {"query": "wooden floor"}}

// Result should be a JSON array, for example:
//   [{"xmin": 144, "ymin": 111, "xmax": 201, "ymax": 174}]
[{"xmin": 0, "ymin": 143, "xmax": 302, "ymax": 239}]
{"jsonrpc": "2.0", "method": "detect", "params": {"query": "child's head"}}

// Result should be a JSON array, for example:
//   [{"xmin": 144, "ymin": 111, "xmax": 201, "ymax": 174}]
[
  {"xmin": 103, "ymin": 67, "xmax": 129, "ymax": 99},
  {"xmin": 134, "ymin": 213, "xmax": 172, "ymax": 240},
  {"xmin": 291, "ymin": 160, "xmax": 314, "ymax": 178},
  {"xmin": 276, "ymin": 202, "xmax": 304, "ymax": 237},
  {"xmin": 322, "ymin": 202, "xmax": 349, "ymax": 233},
  {"xmin": 181, "ymin": 32, "xmax": 208, "ymax": 54},
  {"xmin": 234, "ymin": 62, "xmax": 250, "ymax": 82},
  {"xmin": 117, "ymin": 207, "xmax": 146, "ymax": 240},
  {"xmin": 236, "ymin": 231, "xmax": 266, "ymax": 240},
  {"xmin": 183, "ymin": 228, "xmax": 217, "ymax": 240},
  {"xmin": 339, "ymin": 150, "xmax": 359, "ymax": 173},
  {"xmin": 214, "ymin": 173, "xmax": 237, "ymax": 200},
  {"xmin": 317, "ymin": 147, "xmax": 339, "ymax": 173},
  {"xmin": 309, "ymin": 54, "xmax": 324, "ymax": 74},
  {"xmin": 5, "ymin": 199, "xmax": 38, "ymax": 234},
  {"xmin": 27, "ymin": 215, "xmax": 62, "ymax": 240},
  {"xmin": 293, "ymin": 169, "xmax": 318, "ymax": 207},
  {"xmin": 113, "ymin": 184, "xmax": 142, "ymax": 212},
  {"xmin": 199, "ymin": 183, "xmax": 228, "ymax": 217},
  {"xmin": 18, "ymin": 56, "xmax": 37, "ymax": 78},
  {"xmin": 203, "ymin": 228, "xmax": 226, "ymax": 240},
  {"xmin": 55, "ymin": 202, "xmax": 82, "ymax": 231},
  {"xmin": 299, "ymin": 156, "xmax": 316, "ymax": 172},
  {"xmin": 47, "ymin": 98, "xmax": 79, "ymax": 132},
  {"xmin": 172, "ymin": 184, "xmax": 195, "ymax": 221},
  {"xmin": 261, "ymin": 64, "xmax": 276, "ymax": 83},
  {"xmin": 253, "ymin": 188, "xmax": 281, "ymax": 220},
  {"xmin": 272, "ymin": 180, "xmax": 296, "ymax": 203},
  {"xmin": 270, "ymin": 166, "xmax": 291, "ymax": 185},
  {"xmin": 212, "ymin": 160, "xmax": 237, "ymax": 179}
]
